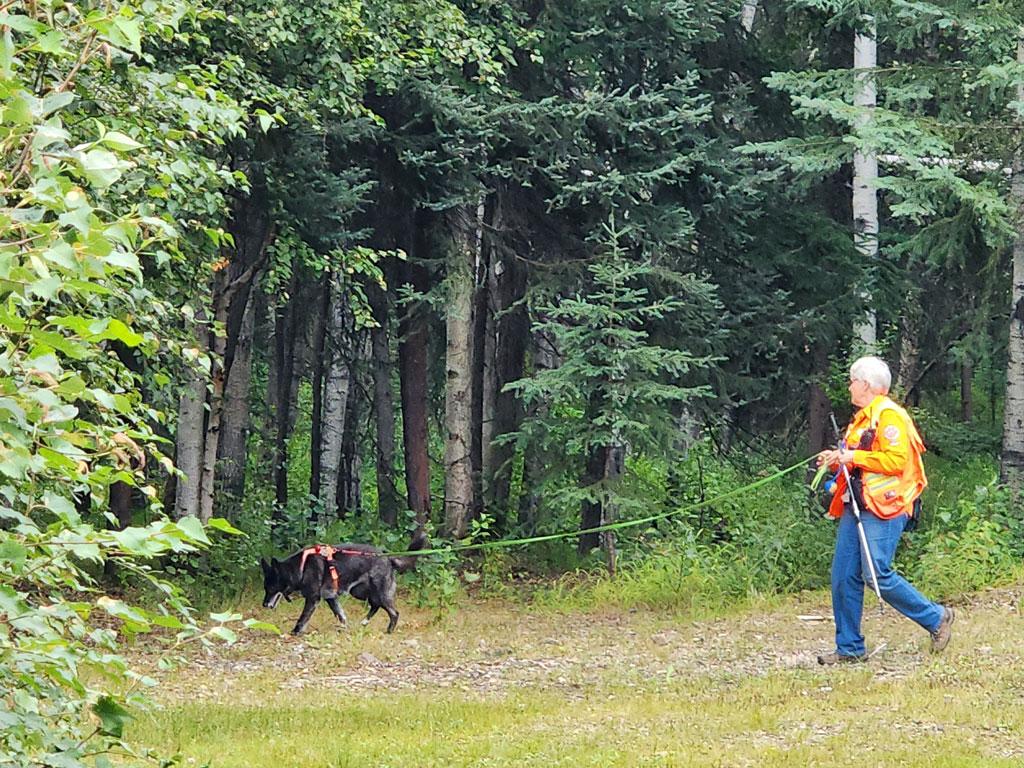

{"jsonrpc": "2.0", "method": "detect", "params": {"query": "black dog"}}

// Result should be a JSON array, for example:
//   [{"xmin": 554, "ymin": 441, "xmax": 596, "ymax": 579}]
[{"xmin": 260, "ymin": 530, "xmax": 428, "ymax": 635}]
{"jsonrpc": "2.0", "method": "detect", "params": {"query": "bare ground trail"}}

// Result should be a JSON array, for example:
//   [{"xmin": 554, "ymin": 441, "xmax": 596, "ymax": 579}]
[{"xmin": 133, "ymin": 584, "xmax": 1024, "ymax": 766}]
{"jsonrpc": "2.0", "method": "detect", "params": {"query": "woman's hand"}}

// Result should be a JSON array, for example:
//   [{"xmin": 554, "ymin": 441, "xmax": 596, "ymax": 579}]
[{"xmin": 818, "ymin": 448, "xmax": 855, "ymax": 466}]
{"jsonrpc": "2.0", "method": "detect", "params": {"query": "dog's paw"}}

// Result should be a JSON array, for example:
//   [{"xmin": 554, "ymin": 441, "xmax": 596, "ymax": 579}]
[{"xmin": 361, "ymin": 619, "xmax": 370, "ymax": 626}]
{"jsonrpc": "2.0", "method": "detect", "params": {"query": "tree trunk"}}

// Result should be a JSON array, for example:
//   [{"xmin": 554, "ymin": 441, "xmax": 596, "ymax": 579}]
[
  {"xmin": 896, "ymin": 299, "xmax": 922, "ymax": 405},
  {"xmin": 173, "ymin": 312, "xmax": 209, "ymax": 521},
  {"xmin": 807, "ymin": 343, "xmax": 831, "ymax": 453},
  {"xmin": 1002, "ymin": 34, "xmax": 1024, "ymax": 489},
  {"xmin": 272, "ymin": 277, "xmax": 298, "ymax": 522},
  {"xmin": 104, "ymin": 480, "xmax": 135, "ymax": 580},
  {"xmin": 740, "ymin": 1, "xmax": 757, "ymax": 32},
  {"xmin": 369, "ymin": 277, "xmax": 400, "ymax": 526},
  {"xmin": 210, "ymin": 164, "xmax": 272, "ymax": 515},
  {"xmin": 481, "ymin": 244, "xmax": 498, "ymax": 516},
  {"xmin": 110, "ymin": 482, "xmax": 133, "ymax": 530},
  {"xmin": 198, "ymin": 268, "xmax": 233, "ymax": 524},
  {"xmin": 961, "ymin": 356, "xmax": 974, "ymax": 423},
  {"xmin": 471, "ymin": 199, "xmax": 490, "ymax": 525},
  {"xmin": 399, "ymin": 214, "xmax": 433, "ymax": 526},
  {"xmin": 482, "ymin": 194, "xmax": 530, "ymax": 525},
  {"xmin": 217, "ymin": 284, "xmax": 257, "ymax": 508},
  {"xmin": 852, "ymin": 14, "xmax": 878, "ymax": 347},
  {"xmin": 444, "ymin": 205, "xmax": 477, "ymax": 539},
  {"xmin": 339, "ymin": 360, "xmax": 363, "ymax": 515},
  {"xmin": 309, "ymin": 277, "xmax": 329, "ymax": 505},
  {"xmin": 602, "ymin": 444, "xmax": 624, "ymax": 577},
  {"xmin": 319, "ymin": 272, "xmax": 352, "ymax": 521},
  {"xmin": 520, "ymin": 326, "xmax": 558, "ymax": 531},
  {"xmin": 579, "ymin": 444, "xmax": 606, "ymax": 555}
]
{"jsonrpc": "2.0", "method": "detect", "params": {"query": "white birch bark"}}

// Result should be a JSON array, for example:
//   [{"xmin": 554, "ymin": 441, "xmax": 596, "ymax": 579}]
[
  {"xmin": 173, "ymin": 310, "xmax": 209, "ymax": 520},
  {"xmin": 444, "ymin": 205, "xmax": 477, "ymax": 538},
  {"xmin": 853, "ymin": 15, "xmax": 878, "ymax": 348},
  {"xmin": 1000, "ymin": 33, "xmax": 1024, "ymax": 488},
  {"xmin": 318, "ymin": 272, "xmax": 351, "ymax": 518},
  {"xmin": 740, "ymin": 2, "xmax": 757, "ymax": 33}
]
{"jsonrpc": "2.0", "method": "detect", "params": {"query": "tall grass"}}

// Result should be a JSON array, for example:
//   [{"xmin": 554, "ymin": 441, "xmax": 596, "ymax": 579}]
[{"xmin": 525, "ymin": 449, "xmax": 1023, "ymax": 614}]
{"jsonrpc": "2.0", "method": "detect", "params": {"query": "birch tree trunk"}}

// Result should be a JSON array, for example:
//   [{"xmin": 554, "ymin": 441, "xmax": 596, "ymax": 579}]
[
  {"xmin": 481, "ymin": 239, "xmax": 499, "ymax": 512},
  {"xmin": 1001, "ymin": 35, "xmax": 1024, "ymax": 488},
  {"xmin": 444, "ymin": 205, "xmax": 477, "ymax": 538},
  {"xmin": 198, "ymin": 269, "xmax": 229, "ymax": 524},
  {"xmin": 318, "ymin": 272, "xmax": 352, "ymax": 520},
  {"xmin": 740, "ymin": 2, "xmax": 757, "ymax": 33},
  {"xmin": 173, "ymin": 311, "xmax": 209, "ymax": 520},
  {"xmin": 853, "ymin": 15, "xmax": 878, "ymax": 347}
]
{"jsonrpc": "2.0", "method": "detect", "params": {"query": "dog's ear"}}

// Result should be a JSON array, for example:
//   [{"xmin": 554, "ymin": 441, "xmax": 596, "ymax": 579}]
[{"xmin": 260, "ymin": 557, "xmax": 269, "ymax": 575}]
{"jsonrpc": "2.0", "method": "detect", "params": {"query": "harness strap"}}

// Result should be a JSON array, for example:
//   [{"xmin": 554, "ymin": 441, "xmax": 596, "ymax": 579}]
[{"xmin": 299, "ymin": 544, "xmax": 340, "ymax": 592}]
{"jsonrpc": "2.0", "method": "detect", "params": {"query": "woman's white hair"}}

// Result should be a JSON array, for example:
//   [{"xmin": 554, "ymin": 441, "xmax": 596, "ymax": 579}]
[{"xmin": 850, "ymin": 356, "xmax": 891, "ymax": 394}]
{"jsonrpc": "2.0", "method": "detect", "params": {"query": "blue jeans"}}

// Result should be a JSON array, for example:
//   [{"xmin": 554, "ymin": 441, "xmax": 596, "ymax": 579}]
[{"xmin": 831, "ymin": 509, "xmax": 944, "ymax": 657}]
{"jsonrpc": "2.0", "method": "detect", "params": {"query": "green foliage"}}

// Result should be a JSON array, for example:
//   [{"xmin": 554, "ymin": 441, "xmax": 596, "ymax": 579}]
[
  {"xmin": 526, "ymin": 445, "xmax": 833, "ymax": 612},
  {"xmin": 0, "ymin": 0, "xmax": 254, "ymax": 764},
  {"xmin": 748, "ymin": 0, "xmax": 1023, "ymax": 427},
  {"xmin": 865, "ymin": 453, "xmax": 1024, "ymax": 601},
  {"xmin": 908, "ymin": 514, "xmax": 1021, "ymax": 600},
  {"xmin": 505, "ymin": 217, "xmax": 717, "ymax": 537}
]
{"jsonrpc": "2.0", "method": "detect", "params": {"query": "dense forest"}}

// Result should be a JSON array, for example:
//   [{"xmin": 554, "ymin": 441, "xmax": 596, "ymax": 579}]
[{"xmin": 4, "ymin": 0, "xmax": 1024, "ymax": 764}]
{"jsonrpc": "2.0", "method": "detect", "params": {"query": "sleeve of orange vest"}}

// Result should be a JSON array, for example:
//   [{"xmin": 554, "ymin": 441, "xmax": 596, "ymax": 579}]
[{"xmin": 851, "ymin": 409, "xmax": 908, "ymax": 476}]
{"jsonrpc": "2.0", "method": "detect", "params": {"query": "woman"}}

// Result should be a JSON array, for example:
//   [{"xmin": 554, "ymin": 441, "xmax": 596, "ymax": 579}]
[{"xmin": 816, "ymin": 355, "xmax": 954, "ymax": 664}]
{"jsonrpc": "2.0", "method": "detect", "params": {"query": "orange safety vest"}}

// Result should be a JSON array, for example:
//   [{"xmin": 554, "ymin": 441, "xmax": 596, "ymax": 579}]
[{"xmin": 827, "ymin": 396, "xmax": 927, "ymax": 520}]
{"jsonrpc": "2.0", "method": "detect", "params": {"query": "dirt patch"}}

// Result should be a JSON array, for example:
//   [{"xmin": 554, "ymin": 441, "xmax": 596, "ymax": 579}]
[{"xmin": 137, "ymin": 585, "xmax": 1024, "ymax": 704}]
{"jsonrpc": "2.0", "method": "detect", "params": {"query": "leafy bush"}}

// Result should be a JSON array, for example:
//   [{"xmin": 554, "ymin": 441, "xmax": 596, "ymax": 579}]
[
  {"xmin": 527, "ymin": 446, "xmax": 834, "ymax": 613},
  {"xmin": 908, "ymin": 516, "xmax": 1021, "ymax": 599},
  {"xmin": 0, "ymin": 2, "xmax": 253, "ymax": 764}
]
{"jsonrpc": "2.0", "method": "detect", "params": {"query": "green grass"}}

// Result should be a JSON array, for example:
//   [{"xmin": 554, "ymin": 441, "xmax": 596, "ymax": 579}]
[
  {"xmin": 129, "ymin": 585, "xmax": 1024, "ymax": 767},
  {"xmin": 136, "ymin": 675, "xmax": 1024, "ymax": 768}
]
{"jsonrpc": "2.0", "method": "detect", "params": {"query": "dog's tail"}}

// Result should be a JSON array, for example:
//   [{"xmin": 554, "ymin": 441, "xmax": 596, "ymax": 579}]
[{"xmin": 390, "ymin": 529, "xmax": 429, "ymax": 573}]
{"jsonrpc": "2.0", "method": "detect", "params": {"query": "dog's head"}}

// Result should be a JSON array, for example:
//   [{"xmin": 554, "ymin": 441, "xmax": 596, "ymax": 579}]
[{"xmin": 260, "ymin": 557, "xmax": 287, "ymax": 609}]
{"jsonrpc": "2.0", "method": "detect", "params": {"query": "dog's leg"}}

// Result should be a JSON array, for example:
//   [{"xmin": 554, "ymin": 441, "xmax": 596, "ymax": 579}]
[
  {"xmin": 345, "ymin": 573, "xmax": 369, "ymax": 596},
  {"xmin": 384, "ymin": 605, "xmax": 399, "ymax": 634},
  {"xmin": 292, "ymin": 597, "xmax": 318, "ymax": 635},
  {"xmin": 326, "ymin": 597, "xmax": 348, "ymax": 628},
  {"xmin": 362, "ymin": 604, "xmax": 379, "ymax": 626}
]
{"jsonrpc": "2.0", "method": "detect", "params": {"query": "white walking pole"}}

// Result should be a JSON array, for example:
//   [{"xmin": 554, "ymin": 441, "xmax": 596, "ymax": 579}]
[{"xmin": 830, "ymin": 413, "xmax": 883, "ymax": 613}]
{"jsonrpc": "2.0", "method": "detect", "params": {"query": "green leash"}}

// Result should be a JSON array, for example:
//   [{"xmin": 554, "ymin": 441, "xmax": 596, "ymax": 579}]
[{"xmin": 383, "ymin": 455, "xmax": 816, "ymax": 558}]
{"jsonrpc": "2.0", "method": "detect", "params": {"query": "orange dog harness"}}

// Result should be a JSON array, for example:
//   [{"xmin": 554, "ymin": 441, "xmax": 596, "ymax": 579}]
[{"xmin": 299, "ymin": 544, "xmax": 340, "ymax": 592}]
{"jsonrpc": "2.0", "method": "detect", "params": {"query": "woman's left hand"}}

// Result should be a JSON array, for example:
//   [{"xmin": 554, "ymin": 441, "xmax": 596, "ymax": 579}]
[{"xmin": 818, "ymin": 448, "xmax": 855, "ymax": 466}]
